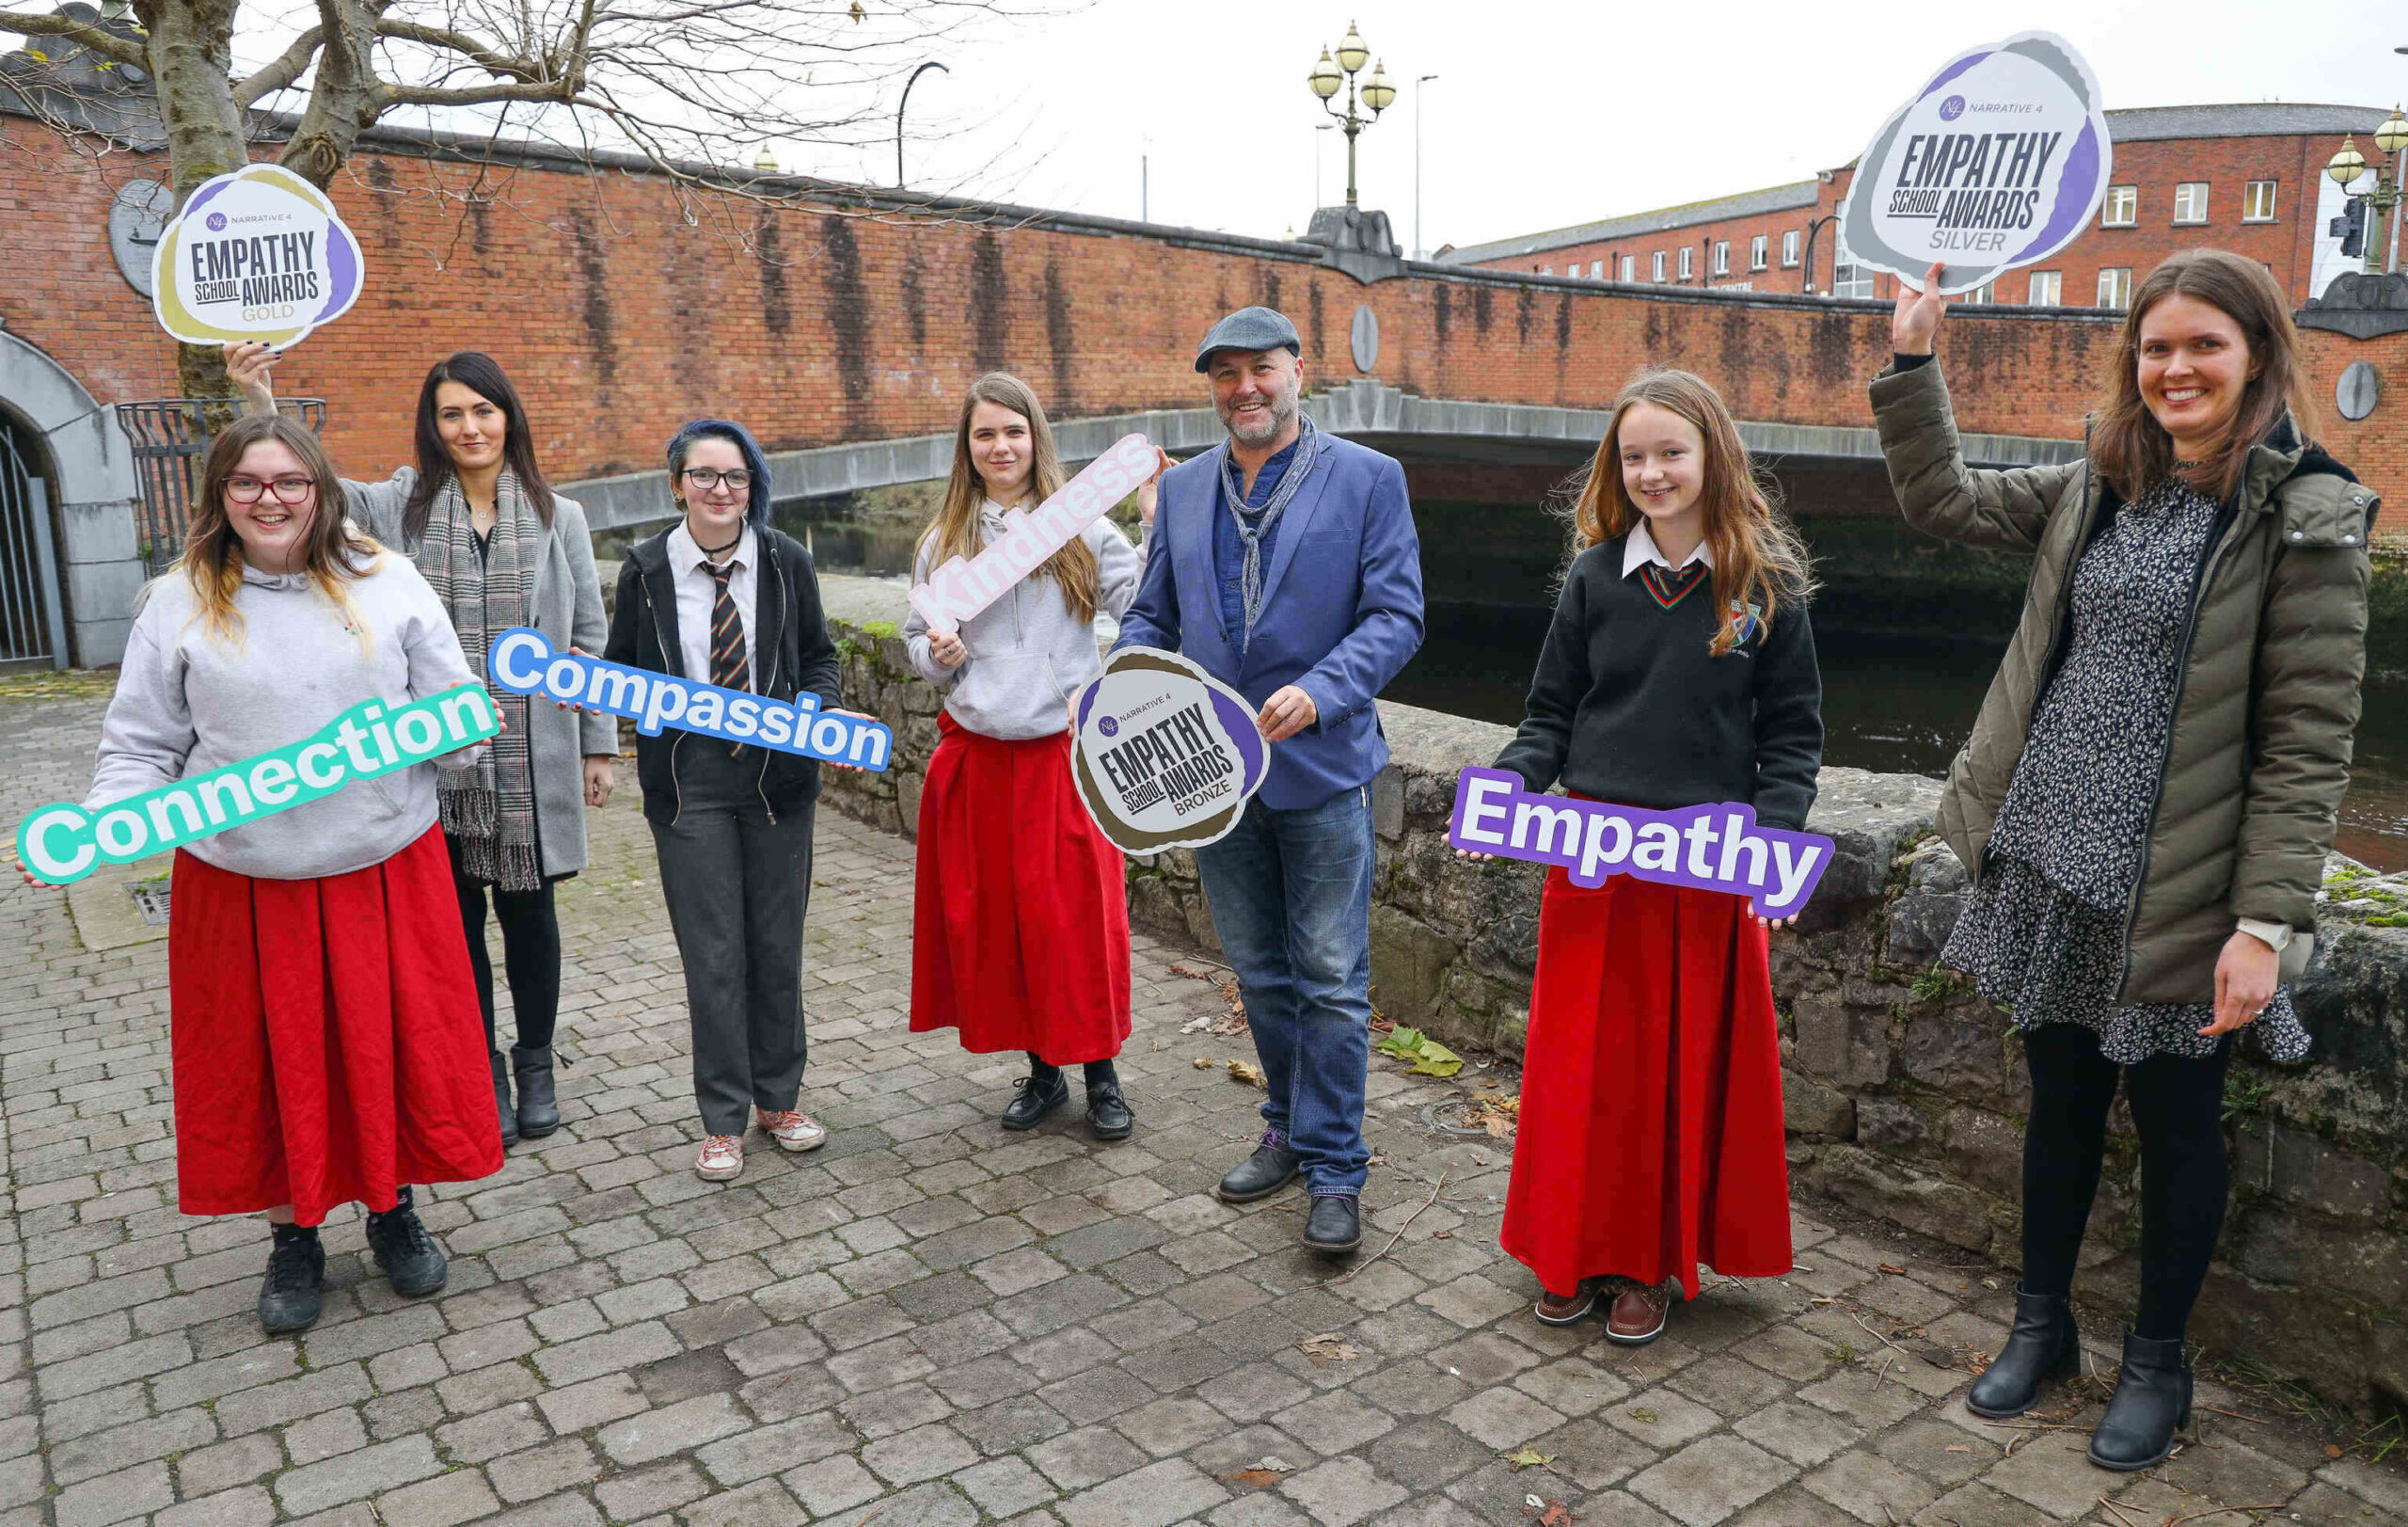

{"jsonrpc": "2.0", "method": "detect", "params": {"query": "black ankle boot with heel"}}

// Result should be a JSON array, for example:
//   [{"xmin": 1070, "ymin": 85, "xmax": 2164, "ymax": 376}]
[
  {"xmin": 490, "ymin": 1051, "xmax": 518, "ymax": 1149},
  {"xmin": 2089, "ymin": 1330, "xmax": 2192, "ymax": 1471},
  {"xmin": 1967, "ymin": 1284, "xmax": 2080, "ymax": 1419},
  {"xmin": 513, "ymin": 1045, "xmax": 560, "ymax": 1139}
]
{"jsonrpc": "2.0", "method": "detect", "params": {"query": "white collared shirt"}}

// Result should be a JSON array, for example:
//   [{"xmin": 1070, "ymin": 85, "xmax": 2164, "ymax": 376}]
[
  {"xmin": 668, "ymin": 520, "xmax": 756, "ymax": 688},
  {"xmin": 1621, "ymin": 519, "xmax": 1715, "ymax": 580}
]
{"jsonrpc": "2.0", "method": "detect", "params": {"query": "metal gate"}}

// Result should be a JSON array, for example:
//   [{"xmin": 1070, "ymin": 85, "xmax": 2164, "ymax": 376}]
[
  {"xmin": 0, "ymin": 415, "xmax": 69, "ymax": 673},
  {"xmin": 116, "ymin": 398, "xmax": 325, "ymax": 575}
]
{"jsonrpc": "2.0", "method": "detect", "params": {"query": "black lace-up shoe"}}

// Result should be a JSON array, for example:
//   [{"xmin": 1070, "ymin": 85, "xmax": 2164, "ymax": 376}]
[
  {"xmin": 365, "ymin": 1185, "xmax": 450, "ymax": 1297},
  {"xmin": 259, "ymin": 1224, "xmax": 325, "ymax": 1334},
  {"xmin": 1218, "ymin": 1140, "xmax": 1302, "ymax": 1203},
  {"xmin": 1085, "ymin": 1074, "xmax": 1134, "ymax": 1141},
  {"xmin": 1305, "ymin": 1194, "xmax": 1362, "ymax": 1255},
  {"xmin": 1002, "ymin": 1071, "xmax": 1069, "ymax": 1131}
]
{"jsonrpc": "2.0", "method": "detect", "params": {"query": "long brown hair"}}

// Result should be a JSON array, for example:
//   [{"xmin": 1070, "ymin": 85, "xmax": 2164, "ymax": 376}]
[
  {"xmin": 919, "ymin": 373, "xmax": 1100, "ymax": 624},
  {"xmin": 1564, "ymin": 368, "xmax": 1814, "ymax": 656},
  {"xmin": 400, "ymin": 352, "xmax": 557, "ymax": 543},
  {"xmin": 180, "ymin": 415, "xmax": 381, "ymax": 651},
  {"xmin": 2092, "ymin": 248, "xmax": 2318, "ymax": 504}
]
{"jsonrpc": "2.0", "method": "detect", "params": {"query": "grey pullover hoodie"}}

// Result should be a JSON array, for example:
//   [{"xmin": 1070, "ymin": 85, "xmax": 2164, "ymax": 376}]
[{"xmin": 903, "ymin": 509, "xmax": 1141, "ymax": 740}]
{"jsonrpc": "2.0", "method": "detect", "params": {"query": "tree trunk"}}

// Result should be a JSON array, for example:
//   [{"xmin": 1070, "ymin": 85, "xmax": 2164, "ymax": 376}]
[
  {"xmin": 133, "ymin": 0, "xmax": 251, "ymax": 399},
  {"xmin": 278, "ymin": 0, "xmax": 378, "ymax": 189}
]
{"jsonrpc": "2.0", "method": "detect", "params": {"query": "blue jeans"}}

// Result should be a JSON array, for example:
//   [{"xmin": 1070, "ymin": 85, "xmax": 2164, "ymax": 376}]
[{"xmin": 1195, "ymin": 786, "xmax": 1375, "ymax": 1196}]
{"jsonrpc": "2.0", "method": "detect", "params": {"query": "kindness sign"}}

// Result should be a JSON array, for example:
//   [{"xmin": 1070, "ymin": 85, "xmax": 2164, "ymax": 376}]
[
  {"xmin": 1447, "ymin": 768, "xmax": 1834, "ymax": 920},
  {"xmin": 150, "ymin": 164, "xmax": 367, "ymax": 347},
  {"xmin": 910, "ymin": 434, "xmax": 1159, "ymax": 633},
  {"xmin": 486, "ymin": 628, "xmax": 892, "ymax": 769},
  {"xmin": 1837, "ymin": 31, "xmax": 2111, "ymax": 296},
  {"xmin": 1070, "ymin": 648, "xmax": 1270, "ymax": 854},
  {"xmin": 17, "ymin": 685, "xmax": 498, "ymax": 885}
]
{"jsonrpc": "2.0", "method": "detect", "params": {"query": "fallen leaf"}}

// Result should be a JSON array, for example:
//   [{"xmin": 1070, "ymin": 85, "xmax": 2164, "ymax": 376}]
[
  {"xmin": 1914, "ymin": 1344, "xmax": 1956, "ymax": 1369},
  {"xmin": 1255, "ymin": 1455, "xmax": 1292, "ymax": 1472},
  {"xmin": 1192, "ymin": 1058, "xmax": 1212, "ymax": 1069},
  {"xmin": 1943, "ymin": 1445, "xmax": 1973, "ymax": 1455},
  {"xmin": 1877, "ymin": 1264, "xmax": 1908, "ymax": 1276},
  {"xmin": 1434, "ymin": 1229, "xmax": 1453, "ymax": 1239},
  {"xmin": 1299, "ymin": 1334, "xmax": 1360, "ymax": 1365},
  {"xmin": 1499, "ymin": 1446, "xmax": 1557, "ymax": 1470},
  {"xmin": 1523, "ymin": 1498, "xmax": 1576, "ymax": 1524},
  {"xmin": 1169, "ymin": 963, "xmax": 1214, "ymax": 980},
  {"xmin": 1627, "ymin": 1408, "xmax": 1657, "ymax": 1424},
  {"xmin": 1228, "ymin": 1469, "xmax": 1285, "ymax": 1487},
  {"xmin": 1407, "ymin": 1038, "xmax": 1465, "ymax": 1077},
  {"xmin": 1374, "ymin": 1026, "xmax": 1425, "ymax": 1058},
  {"xmin": 2326, "ymin": 1443, "xmax": 2346, "ymax": 1459},
  {"xmin": 1180, "ymin": 1014, "xmax": 1215, "ymax": 1033},
  {"xmin": 1228, "ymin": 1059, "xmax": 1265, "ymax": 1088}
]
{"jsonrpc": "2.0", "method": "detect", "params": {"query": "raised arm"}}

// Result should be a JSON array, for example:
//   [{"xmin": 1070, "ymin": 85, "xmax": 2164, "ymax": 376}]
[
  {"xmin": 1113, "ymin": 469, "xmax": 1186, "ymax": 654},
  {"xmin": 223, "ymin": 342, "xmax": 416, "ymax": 546}
]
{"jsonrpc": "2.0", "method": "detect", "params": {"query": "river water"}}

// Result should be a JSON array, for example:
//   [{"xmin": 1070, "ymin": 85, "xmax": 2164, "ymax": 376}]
[{"xmin": 780, "ymin": 500, "xmax": 2408, "ymax": 872}]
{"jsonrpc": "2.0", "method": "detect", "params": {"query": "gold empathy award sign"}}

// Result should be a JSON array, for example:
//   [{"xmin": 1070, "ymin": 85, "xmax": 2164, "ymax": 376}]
[
  {"xmin": 1069, "ymin": 648, "xmax": 1272, "ymax": 854},
  {"xmin": 151, "ymin": 164, "xmax": 367, "ymax": 346}
]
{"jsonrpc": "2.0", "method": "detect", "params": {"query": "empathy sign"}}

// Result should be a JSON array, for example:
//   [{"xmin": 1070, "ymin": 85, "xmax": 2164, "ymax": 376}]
[
  {"xmin": 17, "ymin": 685, "xmax": 499, "ymax": 885},
  {"xmin": 910, "ymin": 434, "xmax": 1159, "ymax": 634},
  {"xmin": 151, "ymin": 164, "xmax": 366, "ymax": 346},
  {"xmin": 1447, "ymin": 768, "xmax": 1833, "ymax": 920},
  {"xmin": 1070, "ymin": 648, "xmax": 1269, "ymax": 853},
  {"xmin": 1838, "ymin": 31, "xmax": 2111, "ymax": 296}
]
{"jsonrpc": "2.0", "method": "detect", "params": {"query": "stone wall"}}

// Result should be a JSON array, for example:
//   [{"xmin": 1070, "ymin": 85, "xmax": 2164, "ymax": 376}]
[{"xmin": 813, "ymin": 573, "xmax": 2408, "ymax": 1412}]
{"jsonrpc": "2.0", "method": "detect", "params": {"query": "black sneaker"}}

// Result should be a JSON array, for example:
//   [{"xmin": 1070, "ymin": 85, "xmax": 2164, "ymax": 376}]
[
  {"xmin": 365, "ymin": 1186, "xmax": 449, "ymax": 1297},
  {"xmin": 259, "ymin": 1224, "xmax": 325, "ymax": 1334},
  {"xmin": 1001, "ymin": 1072, "xmax": 1069, "ymax": 1131}
]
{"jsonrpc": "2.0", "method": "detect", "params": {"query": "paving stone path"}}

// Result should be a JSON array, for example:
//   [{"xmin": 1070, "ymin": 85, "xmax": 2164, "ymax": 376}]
[{"xmin": 3, "ymin": 678, "xmax": 2404, "ymax": 1527}]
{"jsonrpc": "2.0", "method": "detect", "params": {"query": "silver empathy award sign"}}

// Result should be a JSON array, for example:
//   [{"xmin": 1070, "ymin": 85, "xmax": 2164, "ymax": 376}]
[{"xmin": 1837, "ymin": 31, "xmax": 2111, "ymax": 296}]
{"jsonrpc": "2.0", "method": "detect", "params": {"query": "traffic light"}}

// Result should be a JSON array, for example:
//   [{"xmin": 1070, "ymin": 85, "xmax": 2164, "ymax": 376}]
[{"xmin": 2332, "ymin": 198, "xmax": 2368, "ymax": 259}]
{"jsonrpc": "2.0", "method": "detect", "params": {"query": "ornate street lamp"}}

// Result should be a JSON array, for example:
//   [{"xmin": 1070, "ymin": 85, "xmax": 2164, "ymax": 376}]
[
  {"xmin": 1307, "ymin": 21, "xmax": 1396, "ymax": 208},
  {"xmin": 2327, "ymin": 107, "xmax": 2408, "ymax": 275}
]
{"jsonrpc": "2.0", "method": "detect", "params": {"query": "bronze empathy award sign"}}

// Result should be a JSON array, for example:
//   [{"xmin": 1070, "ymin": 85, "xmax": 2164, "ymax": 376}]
[
  {"xmin": 1837, "ymin": 31, "xmax": 2111, "ymax": 296},
  {"xmin": 1069, "ymin": 648, "xmax": 1271, "ymax": 853}
]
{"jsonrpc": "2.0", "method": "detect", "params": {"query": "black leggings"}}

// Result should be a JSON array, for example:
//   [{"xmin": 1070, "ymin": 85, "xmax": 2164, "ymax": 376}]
[
  {"xmin": 450, "ymin": 842, "xmax": 561, "ymax": 1054},
  {"xmin": 2020, "ymin": 1023, "xmax": 2232, "ymax": 1341}
]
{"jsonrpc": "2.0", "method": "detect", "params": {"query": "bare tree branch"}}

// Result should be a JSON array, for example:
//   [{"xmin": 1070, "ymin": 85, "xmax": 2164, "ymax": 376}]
[
  {"xmin": 230, "ymin": 23, "xmax": 324, "ymax": 105},
  {"xmin": 0, "ymin": 8, "xmax": 149, "ymax": 69}
]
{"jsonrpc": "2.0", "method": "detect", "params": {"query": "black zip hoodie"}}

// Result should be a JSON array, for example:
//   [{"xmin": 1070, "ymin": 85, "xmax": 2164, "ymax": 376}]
[{"xmin": 603, "ymin": 524, "xmax": 846, "ymax": 826}]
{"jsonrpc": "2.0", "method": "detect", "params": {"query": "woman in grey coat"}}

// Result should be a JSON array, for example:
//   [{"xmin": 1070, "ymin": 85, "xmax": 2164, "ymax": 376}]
[{"xmin": 229, "ymin": 344, "xmax": 615, "ymax": 1148}]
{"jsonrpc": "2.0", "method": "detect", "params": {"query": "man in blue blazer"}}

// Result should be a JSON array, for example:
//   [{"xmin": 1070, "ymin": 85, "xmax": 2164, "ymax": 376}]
[{"xmin": 1116, "ymin": 306, "xmax": 1425, "ymax": 1254}]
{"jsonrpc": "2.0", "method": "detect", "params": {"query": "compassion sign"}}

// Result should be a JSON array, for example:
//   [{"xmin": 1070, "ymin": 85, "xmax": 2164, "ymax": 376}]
[
  {"xmin": 151, "ymin": 164, "xmax": 367, "ymax": 347},
  {"xmin": 1070, "ymin": 648, "xmax": 1269, "ymax": 854},
  {"xmin": 1447, "ymin": 767, "xmax": 1834, "ymax": 919},
  {"xmin": 910, "ymin": 434, "xmax": 1158, "ymax": 633},
  {"xmin": 17, "ymin": 685, "xmax": 498, "ymax": 885},
  {"xmin": 1837, "ymin": 31, "xmax": 2111, "ymax": 296},
  {"xmin": 486, "ymin": 628, "xmax": 891, "ymax": 769}
]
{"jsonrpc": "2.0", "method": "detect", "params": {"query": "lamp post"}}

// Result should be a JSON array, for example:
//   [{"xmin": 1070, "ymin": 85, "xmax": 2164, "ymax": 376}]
[
  {"xmin": 1800, "ymin": 213, "xmax": 1840, "ymax": 295},
  {"xmin": 1415, "ymin": 74, "xmax": 1439, "ymax": 260},
  {"xmin": 896, "ymin": 61, "xmax": 948, "ymax": 189},
  {"xmin": 1307, "ymin": 21, "xmax": 1396, "ymax": 208},
  {"xmin": 2326, "ymin": 106, "xmax": 2408, "ymax": 275}
]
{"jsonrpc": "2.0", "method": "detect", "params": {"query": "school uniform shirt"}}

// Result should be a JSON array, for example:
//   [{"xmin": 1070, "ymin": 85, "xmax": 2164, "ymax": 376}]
[{"xmin": 669, "ymin": 521, "xmax": 755, "ymax": 689}]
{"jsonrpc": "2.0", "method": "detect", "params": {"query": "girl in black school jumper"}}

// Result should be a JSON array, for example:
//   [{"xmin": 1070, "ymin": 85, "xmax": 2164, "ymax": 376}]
[{"xmin": 1479, "ymin": 367, "xmax": 1823, "ymax": 1344}]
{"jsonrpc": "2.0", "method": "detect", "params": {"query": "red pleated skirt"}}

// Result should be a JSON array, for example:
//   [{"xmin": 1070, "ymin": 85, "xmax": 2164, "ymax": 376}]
[
  {"xmin": 167, "ymin": 825, "xmax": 505, "ymax": 1227},
  {"xmin": 1499, "ymin": 867, "xmax": 1792, "ymax": 1299},
  {"xmin": 911, "ymin": 715, "xmax": 1132, "ymax": 1064}
]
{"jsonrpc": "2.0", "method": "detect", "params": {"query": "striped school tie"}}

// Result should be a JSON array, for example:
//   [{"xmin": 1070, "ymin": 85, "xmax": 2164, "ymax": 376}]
[{"xmin": 705, "ymin": 561, "xmax": 750, "ymax": 756}]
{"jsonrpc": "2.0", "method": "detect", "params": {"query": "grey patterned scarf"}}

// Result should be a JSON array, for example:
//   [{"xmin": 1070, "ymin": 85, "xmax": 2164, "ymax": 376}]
[
  {"xmin": 421, "ymin": 469, "xmax": 542, "ymax": 893},
  {"xmin": 1217, "ymin": 414, "xmax": 1320, "ymax": 648}
]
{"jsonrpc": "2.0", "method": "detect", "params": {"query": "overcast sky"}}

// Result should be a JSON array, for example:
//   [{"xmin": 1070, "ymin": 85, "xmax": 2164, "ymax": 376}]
[{"xmin": 819, "ymin": 0, "xmax": 2408, "ymax": 254}]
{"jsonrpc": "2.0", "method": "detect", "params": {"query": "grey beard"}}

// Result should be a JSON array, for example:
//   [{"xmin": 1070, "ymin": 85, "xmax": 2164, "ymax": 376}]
[{"xmin": 1223, "ymin": 391, "xmax": 1298, "ymax": 449}]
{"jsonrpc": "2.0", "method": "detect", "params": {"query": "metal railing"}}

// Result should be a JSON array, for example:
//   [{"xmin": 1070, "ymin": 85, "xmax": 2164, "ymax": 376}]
[
  {"xmin": 115, "ymin": 398, "xmax": 326, "ymax": 575},
  {"xmin": 0, "ymin": 416, "xmax": 69, "ymax": 671}
]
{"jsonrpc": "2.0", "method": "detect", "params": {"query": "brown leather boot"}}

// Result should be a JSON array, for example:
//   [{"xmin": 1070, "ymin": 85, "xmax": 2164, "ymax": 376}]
[{"xmin": 1606, "ymin": 1281, "xmax": 1672, "ymax": 1345}]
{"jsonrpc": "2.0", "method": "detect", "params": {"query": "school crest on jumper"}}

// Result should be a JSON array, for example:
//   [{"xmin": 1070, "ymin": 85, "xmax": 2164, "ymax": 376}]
[{"xmin": 1070, "ymin": 648, "xmax": 1270, "ymax": 853}]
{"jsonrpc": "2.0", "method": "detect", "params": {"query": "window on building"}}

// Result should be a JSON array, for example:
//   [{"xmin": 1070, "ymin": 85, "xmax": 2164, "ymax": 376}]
[
  {"xmin": 1651, "ymin": 251, "xmax": 1666, "ymax": 282},
  {"xmin": 1679, "ymin": 247, "xmax": 1694, "ymax": 279},
  {"xmin": 1621, "ymin": 254, "xmax": 1636, "ymax": 282},
  {"xmin": 2027, "ymin": 270, "xmax": 2062, "ymax": 305},
  {"xmin": 1539, "ymin": 264, "xmax": 1553, "ymax": 276},
  {"xmin": 2098, "ymin": 267, "xmax": 2132, "ymax": 309},
  {"xmin": 2173, "ymin": 183, "xmax": 2209, "ymax": 224},
  {"xmin": 2100, "ymin": 185, "xmax": 2137, "ymax": 227},
  {"xmin": 1590, "ymin": 260, "xmax": 1604, "ymax": 279},
  {"xmin": 1750, "ymin": 234, "xmax": 1768, "ymax": 271},
  {"xmin": 2243, "ymin": 180, "xmax": 2278, "ymax": 222},
  {"xmin": 1831, "ymin": 259, "xmax": 1875, "ymax": 298},
  {"xmin": 1963, "ymin": 281, "xmax": 1995, "ymax": 304},
  {"xmin": 1782, "ymin": 230, "xmax": 1800, "ymax": 267},
  {"xmin": 1712, "ymin": 241, "xmax": 1730, "ymax": 276}
]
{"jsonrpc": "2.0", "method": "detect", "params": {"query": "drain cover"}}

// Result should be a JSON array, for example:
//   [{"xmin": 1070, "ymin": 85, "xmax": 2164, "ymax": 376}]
[{"xmin": 128, "ymin": 879, "xmax": 172, "ymax": 926}]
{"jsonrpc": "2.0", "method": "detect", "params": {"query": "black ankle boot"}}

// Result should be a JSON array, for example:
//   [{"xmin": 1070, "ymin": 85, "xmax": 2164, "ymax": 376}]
[
  {"xmin": 490, "ymin": 1051, "xmax": 518, "ymax": 1149},
  {"xmin": 512, "ymin": 1045, "xmax": 560, "ymax": 1139},
  {"xmin": 1216, "ymin": 1139, "xmax": 1302, "ymax": 1203},
  {"xmin": 365, "ymin": 1185, "xmax": 450, "ymax": 1297},
  {"xmin": 1967, "ymin": 1284, "xmax": 2080, "ymax": 1418},
  {"xmin": 259, "ymin": 1223, "xmax": 325, "ymax": 1334},
  {"xmin": 2089, "ymin": 1330, "xmax": 2192, "ymax": 1471},
  {"xmin": 1085, "ymin": 1065, "xmax": 1133, "ymax": 1142},
  {"xmin": 1002, "ymin": 1068, "xmax": 1069, "ymax": 1130}
]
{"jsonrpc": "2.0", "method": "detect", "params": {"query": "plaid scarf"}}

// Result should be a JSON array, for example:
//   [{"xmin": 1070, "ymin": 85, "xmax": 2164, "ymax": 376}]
[
  {"xmin": 1217, "ymin": 414, "xmax": 1320, "ymax": 650},
  {"xmin": 422, "ymin": 469, "xmax": 543, "ymax": 892}
]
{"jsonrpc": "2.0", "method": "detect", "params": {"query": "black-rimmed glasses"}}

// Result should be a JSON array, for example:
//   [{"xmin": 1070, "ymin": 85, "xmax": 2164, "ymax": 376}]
[{"xmin": 680, "ymin": 469, "xmax": 752, "ymax": 493}]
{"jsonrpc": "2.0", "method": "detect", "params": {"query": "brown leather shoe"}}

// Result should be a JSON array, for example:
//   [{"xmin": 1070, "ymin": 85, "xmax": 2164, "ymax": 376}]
[
  {"xmin": 1605, "ymin": 1281, "xmax": 1671, "ymax": 1344},
  {"xmin": 1534, "ymin": 1280, "xmax": 1599, "ymax": 1327}
]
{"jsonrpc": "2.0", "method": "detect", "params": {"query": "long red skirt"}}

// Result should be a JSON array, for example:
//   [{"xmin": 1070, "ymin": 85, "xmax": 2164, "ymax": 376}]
[
  {"xmin": 911, "ymin": 715, "xmax": 1132, "ymax": 1064},
  {"xmin": 1499, "ymin": 868, "xmax": 1792, "ymax": 1299},
  {"xmin": 168, "ymin": 825, "xmax": 504, "ymax": 1227}
]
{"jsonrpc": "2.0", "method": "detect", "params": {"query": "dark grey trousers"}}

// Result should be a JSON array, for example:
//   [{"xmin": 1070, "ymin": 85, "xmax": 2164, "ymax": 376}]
[{"xmin": 648, "ymin": 740, "xmax": 814, "ymax": 1136}]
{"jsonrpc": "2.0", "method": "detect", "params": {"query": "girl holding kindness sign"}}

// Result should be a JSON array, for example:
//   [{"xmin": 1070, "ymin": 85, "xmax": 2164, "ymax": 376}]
[
  {"xmin": 1877, "ymin": 252, "xmax": 2375, "ymax": 1471},
  {"xmin": 25, "ymin": 416, "xmax": 501, "ymax": 1336},
  {"xmin": 1477, "ymin": 369, "xmax": 1823, "ymax": 1346},
  {"xmin": 902, "ymin": 373, "xmax": 1165, "ymax": 1140}
]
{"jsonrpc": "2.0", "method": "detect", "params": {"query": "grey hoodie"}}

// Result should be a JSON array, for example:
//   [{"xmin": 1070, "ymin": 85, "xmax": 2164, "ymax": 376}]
[
  {"xmin": 87, "ymin": 550, "xmax": 483, "ymax": 881},
  {"xmin": 903, "ymin": 510, "xmax": 1141, "ymax": 740}
]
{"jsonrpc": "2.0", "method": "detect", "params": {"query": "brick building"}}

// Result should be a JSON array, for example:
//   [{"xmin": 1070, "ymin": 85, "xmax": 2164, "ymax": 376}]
[{"xmin": 1443, "ymin": 103, "xmax": 2397, "ymax": 309}]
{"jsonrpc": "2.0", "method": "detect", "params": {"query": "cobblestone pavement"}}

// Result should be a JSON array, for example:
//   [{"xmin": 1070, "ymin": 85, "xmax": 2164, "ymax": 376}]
[{"xmin": 3, "ymin": 678, "xmax": 2405, "ymax": 1527}]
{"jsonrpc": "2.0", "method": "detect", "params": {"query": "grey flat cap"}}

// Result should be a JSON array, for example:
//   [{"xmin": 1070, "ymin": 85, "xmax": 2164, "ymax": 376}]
[{"xmin": 1194, "ymin": 306, "xmax": 1302, "ymax": 372}]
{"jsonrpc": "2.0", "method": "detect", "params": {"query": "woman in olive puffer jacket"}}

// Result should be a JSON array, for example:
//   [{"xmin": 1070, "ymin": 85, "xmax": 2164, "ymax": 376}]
[{"xmin": 1870, "ymin": 249, "xmax": 2376, "ymax": 1472}]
